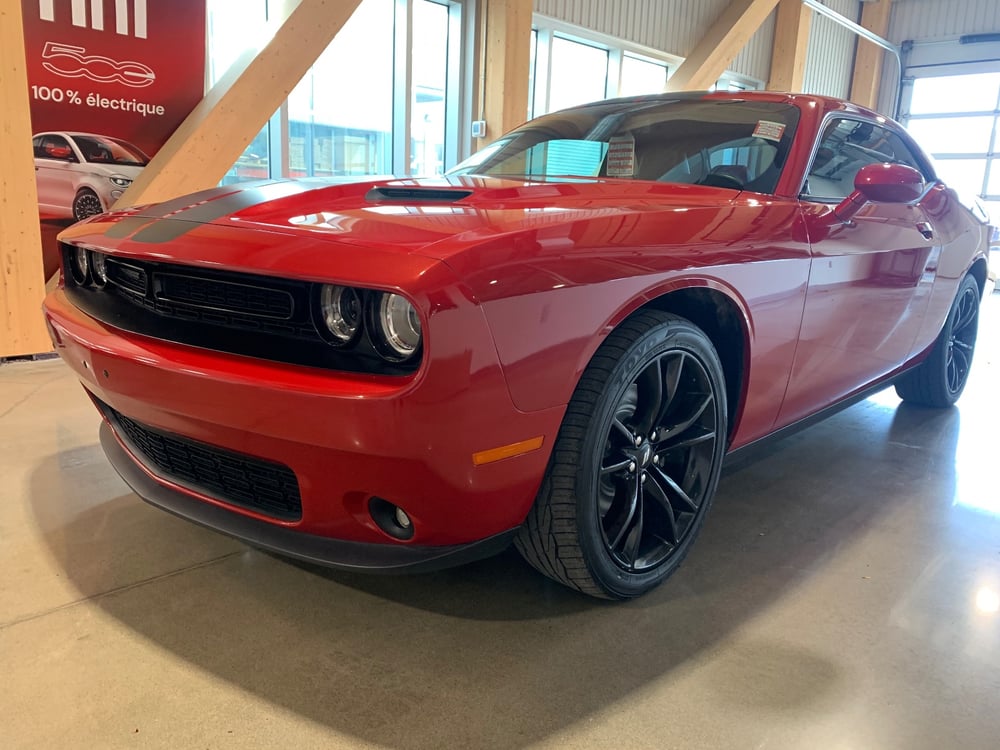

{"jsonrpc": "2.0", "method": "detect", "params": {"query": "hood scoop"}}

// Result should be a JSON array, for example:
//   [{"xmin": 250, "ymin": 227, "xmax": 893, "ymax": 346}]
[{"xmin": 365, "ymin": 186, "xmax": 473, "ymax": 203}]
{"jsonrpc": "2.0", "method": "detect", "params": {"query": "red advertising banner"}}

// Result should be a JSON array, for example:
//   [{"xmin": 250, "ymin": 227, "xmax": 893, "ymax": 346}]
[{"xmin": 21, "ymin": 0, "xmax": 206, "ymax": 273}]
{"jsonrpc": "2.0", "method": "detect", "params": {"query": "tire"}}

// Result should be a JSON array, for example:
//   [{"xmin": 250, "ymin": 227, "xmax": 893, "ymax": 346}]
[
  {"xmin": 72, "ymin": 188, "xmax": 104, "ymax": 221},
  {"xmin": 515, "ymin": 310, "xmax": 728, "ymax": 599},
  {"xmin": 895, "ymin": 274, "xmax": 980, "ymax": 407}
]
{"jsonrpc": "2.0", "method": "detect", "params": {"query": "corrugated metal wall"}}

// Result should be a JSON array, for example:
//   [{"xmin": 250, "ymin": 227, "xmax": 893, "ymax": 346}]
[
  {"xmin": 887, "ymin": 0, "xmax": 1000, "ymax": 43},
  {"xmin": 532, "ymin": 0, "xmax": 776, "ymax": 84},
  {"xmin": 802, "ymin": 0, "xmax": 860, "ymax": 98}
]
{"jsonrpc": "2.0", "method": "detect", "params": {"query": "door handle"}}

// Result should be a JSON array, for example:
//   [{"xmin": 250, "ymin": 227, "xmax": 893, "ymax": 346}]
[{"xmin": 916, "ymin": 221, "xmax": 934, "ymax": 240}]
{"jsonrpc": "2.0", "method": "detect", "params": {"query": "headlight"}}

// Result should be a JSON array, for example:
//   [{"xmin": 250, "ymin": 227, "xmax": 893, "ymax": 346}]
[
  {"xmin": 70, "ymin": 246, "xmax": 90, "ymax": 285},
  {"xmin": 110, "ymin": 176, "xmax": 132, "ymax": 188},
  {"xmin": 319, "ymin": 285, "xmax": 361, "ymax": 344},
  {"xmin": 90, "ymin": 251, "xmax": 108, "ymax": 286},
  {"xmin": 375, "ymin": 293, "xmax": 422, "ymax": 360}
]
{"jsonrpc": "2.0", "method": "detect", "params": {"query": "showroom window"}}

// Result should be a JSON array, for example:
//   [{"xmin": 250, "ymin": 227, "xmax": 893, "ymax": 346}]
[
  {"xmin": 619, "ymin": 54, "xmax": 669, "ymax": 97},
  {"xmin": 207, "ymin": 0, "xmax": 464, "ymax": 180},
  {"xmin": 207, "ymin": 0, "xmax": 270, "ymax": 184},
  {"xmin": 529, "ymin": 18, "xmax": 760, "ymax": 118},
  {"xmin": 530, "ymin": 22, "xmax": 676, "ymax": 117},
  {"xmin": 287, "ymin": 0, "xmax": 394, "ymax": 178},
  {"xmin": 901, "ymin": 71, "xmax": 1000, "ymax": 217}
]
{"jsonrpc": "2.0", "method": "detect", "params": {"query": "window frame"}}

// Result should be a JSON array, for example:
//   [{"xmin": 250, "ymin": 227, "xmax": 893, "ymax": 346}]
[{"xmin": 798, "ymin": 113, "xmax": 935, "ymax": 204}]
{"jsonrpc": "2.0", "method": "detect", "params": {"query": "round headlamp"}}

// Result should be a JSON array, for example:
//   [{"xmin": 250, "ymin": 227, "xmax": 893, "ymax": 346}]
[
  {"xmin": 376, "ymin": 293, "xmax": 422, "ymax": 360},
  {"xmin": 90, "ymin": 251, "xmax": 108, "ymax": 286},
  {"xmin": 70, "ymin": 246, "xmax": 90, "ymax": 285},
  {"xmin": 319, "ymin": 285, "xmax": 361, "ymax": 344}
]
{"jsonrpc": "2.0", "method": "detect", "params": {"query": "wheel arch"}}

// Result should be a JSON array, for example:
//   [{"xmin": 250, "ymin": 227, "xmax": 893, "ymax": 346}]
[
  {"xmin": 601, "ymin": 282, "xmax": 750, "ymax": 445},
  {"xmin": 969, "ymin": 257, "xmax": 989, "ymax": 297}
]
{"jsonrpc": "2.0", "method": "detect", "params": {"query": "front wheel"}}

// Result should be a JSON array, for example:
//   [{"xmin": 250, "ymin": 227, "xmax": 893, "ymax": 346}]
[
  {"xmin": 895, "ymin": 274, "xmax": 980, "ymax": 407},
  {"xmin": 516, "ymin": 311, "xmax": 727, "ymax": 599},
  {"xmin": 72, "ymin": 188, "xmax": 104, "ymax": 221}
]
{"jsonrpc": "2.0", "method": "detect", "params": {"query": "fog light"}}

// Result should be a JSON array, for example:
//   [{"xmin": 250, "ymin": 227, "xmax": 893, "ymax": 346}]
[
  {"xmin": 394, "ymin": 507, "xmax": 412, "ymax": 529},
  {"xmin": 369, "ymin": 497, "xmax": 415, "ymax": 540}
]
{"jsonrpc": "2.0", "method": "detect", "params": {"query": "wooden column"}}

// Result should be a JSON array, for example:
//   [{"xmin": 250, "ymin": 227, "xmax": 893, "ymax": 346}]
[
  {"xmin": 478, "ymin": 0, "xmax": 532, "ymax": 143},
  {"xmin": 850, "ymin": 0, "xmax": 893, "ymax": 110},
  {"xmin": 666, "ymin": 0, "xmax": 782, "ymax": 92},
  {"xmin": 115, "ymin": 0, "xmax": 362, "ymax": 209},
  {"xmin": 1, "ymin": 1, "xmax": 51, "ymax": 357},
  {"xmin": 767, "ymin": 0, "xmax": 812, "ymax": 92}
]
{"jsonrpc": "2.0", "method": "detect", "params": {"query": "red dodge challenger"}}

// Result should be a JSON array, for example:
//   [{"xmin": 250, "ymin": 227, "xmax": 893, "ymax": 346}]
[{"xmin": 43, "ymin": 92, "xmax": 990, "ymax": 599}]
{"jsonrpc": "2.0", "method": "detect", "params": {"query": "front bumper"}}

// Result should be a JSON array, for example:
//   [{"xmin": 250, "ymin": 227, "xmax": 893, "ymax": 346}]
[
  {"xmin": 44, "ymin": 287, "xmax": 564, "ymax": 554},
  {"xmin": 101, "ymin": 422, "xmax": 518, "ymax": 572}
]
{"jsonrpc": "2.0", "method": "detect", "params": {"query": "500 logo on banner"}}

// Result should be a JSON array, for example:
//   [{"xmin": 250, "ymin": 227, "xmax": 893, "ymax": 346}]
[
  {"xmin": 31, "ymin": 84, "xmax": 166, "ymax": 117},
  {"xmin": 42, "ymin": 42, "xmax": 155, "ymax": 87}
]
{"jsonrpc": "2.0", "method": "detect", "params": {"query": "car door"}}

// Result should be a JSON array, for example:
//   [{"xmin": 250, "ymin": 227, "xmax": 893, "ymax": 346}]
[
  {"xmin": 34, "ymin": 134, "xmax": 80, "ymax": 218},
  {"xmin": 777, "ymin": 116, "xmax": 939, "ymax": 427}
]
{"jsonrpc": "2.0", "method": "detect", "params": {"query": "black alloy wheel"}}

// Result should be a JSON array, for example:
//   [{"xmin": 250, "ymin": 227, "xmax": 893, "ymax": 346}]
[
  {"xmin": 597, "ymin": 349, "xmax": 719, "ymax": 571},
  {"xmin": 945, "ymin": 280, "xmax": 979, "ymax": 394},
  {"xmin": 73, "ymin": 189, "xmax": 104, "ymax": 221},
  {"xmin": 895, "ymin": 274, "xmax": 981, "ymax": 408},
  {"xmin": 516, "ymin": 310, "xmax": 728, "ymax": 599}
]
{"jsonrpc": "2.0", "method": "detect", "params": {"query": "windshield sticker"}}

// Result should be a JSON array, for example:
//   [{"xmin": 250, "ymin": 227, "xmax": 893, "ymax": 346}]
[
  {"xmin": 606, "ymin": 134, "xmax": 636, "ymax": 177},
  {"xmin": 753, "ymin": 120, "xmax": 786, "ymax": 142}
]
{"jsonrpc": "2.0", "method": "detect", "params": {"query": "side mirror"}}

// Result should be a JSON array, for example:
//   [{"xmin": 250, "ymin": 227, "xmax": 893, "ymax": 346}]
[{"xmin": 834, "ymin": 163, "xmax": 925, "ymax": 223}]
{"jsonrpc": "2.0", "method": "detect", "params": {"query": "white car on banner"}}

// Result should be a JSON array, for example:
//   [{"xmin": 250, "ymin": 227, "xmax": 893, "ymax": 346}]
[{"xmin": 33, "ymin": 131, "xmax": 149, "ymax": 221}]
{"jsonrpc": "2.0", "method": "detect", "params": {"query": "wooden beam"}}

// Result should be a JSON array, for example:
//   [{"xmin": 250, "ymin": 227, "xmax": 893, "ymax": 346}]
[
  {"xmin": 666, "ymin": 0, "xmax": 782, "ymax": 92},
  {"xmin": 767, "ymin": 0, "xmax": 812, "ymax": 91},
  {"xmin": 480, "ymin": 0, "xmax": 533, "ymax": 142},
  {"xmin": 850, "ymin": 0, "xmax": 893, "ymax": 110},
  {"xmin": 1, "ymin": 1, "xmax": 51, "ymax": 357},
  {"xmin": 115, "ymin": 0, "xmax": 362, "ymax": 209}
]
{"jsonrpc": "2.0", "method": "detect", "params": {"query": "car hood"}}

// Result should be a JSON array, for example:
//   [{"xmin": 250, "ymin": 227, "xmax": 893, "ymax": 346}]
[{"xmin": 101, "ymin": 175, "xmax": 744, "ymax": 260}]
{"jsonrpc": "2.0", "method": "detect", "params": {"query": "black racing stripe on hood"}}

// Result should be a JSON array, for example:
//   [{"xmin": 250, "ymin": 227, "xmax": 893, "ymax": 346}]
[
  {"xmin": 128, "ymin": 217, "xmax": 213, "ymax": 244},
  {"xmin": 127, "ymin": 180, "xmax": 319, "ymax": 244},
  {"xmin": 103, "ymin": 184, "xmax": 264, "ymax": 239}
]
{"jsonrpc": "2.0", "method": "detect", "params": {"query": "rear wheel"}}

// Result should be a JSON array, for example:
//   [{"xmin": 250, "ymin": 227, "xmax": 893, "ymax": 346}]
[
  {"xmin": 516, "ymin": 311, "xmax": 727, "ymax": 599},
  {"xmin": 895, "ymin": 274, "xmax": 980, "ymax": 407}
]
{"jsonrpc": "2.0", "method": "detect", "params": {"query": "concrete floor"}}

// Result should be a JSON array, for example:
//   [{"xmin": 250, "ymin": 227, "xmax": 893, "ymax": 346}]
[{"xmin": 3, "ymin": 293, "xmax": 999, "ymax": 750}]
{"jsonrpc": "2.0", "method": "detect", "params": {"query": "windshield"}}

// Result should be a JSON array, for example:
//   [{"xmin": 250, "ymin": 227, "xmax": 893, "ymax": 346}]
[
  {"xmin": 73, "ymin": 135, "xmax": 150, "ymax": 166},
  {"xmin": 449, "ymin": 98, "xmax": 801, "ymax": 194}
]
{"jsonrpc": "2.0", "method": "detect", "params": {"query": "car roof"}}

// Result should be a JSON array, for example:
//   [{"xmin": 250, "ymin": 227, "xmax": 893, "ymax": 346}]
[{"xmin": 558, "ymin": 90, "xmax": 886, "ymax": 123}]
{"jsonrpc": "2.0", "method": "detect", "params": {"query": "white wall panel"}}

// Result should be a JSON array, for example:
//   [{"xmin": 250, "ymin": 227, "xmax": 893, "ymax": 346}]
[
  {"xmin": 801, "ymin": 0, "xmax": 860, "ymax": 98},
  {"xmin": 533, "ymin": 0, "xmax": 776, "ymax": 84},
  {"xmin": 887, "ymin": 0, "xmax": 1000, "ymax": 43}
]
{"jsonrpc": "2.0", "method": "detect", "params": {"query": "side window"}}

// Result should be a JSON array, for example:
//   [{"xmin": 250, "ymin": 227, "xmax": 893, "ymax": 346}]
[
  {"xmin": 802, "ymin": 118, "xmax": 926, "ymax": 202},
  {"xmin": 40, "ymin": 135, "xmax": 77, "ymax": 162}
]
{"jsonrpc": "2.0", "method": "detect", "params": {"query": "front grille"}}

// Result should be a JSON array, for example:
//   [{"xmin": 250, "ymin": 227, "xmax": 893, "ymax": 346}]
[
  {"xmin": 101, "ymin": 256, "xmax": 312, "ymax": 337},
  {"xmin": 101, "ymin": 402, "xmax": 302, "ymax": 521},
  {"xmin": 156, "ymin": 272, "xmax": 294, "ymax": 320},
  {"xmin": 106, "ymin": 260, "xmax": 147, "ymax": 295},
  {"xmin": 62, "ymin": 246, "xmax": 419, "ymax": 375}
]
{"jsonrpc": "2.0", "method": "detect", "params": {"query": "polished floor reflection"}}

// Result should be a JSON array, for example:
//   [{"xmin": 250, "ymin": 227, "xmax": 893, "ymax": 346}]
[{"xmin": 2, "ymin": 291, "xmax": 999, "ymax": 749}]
